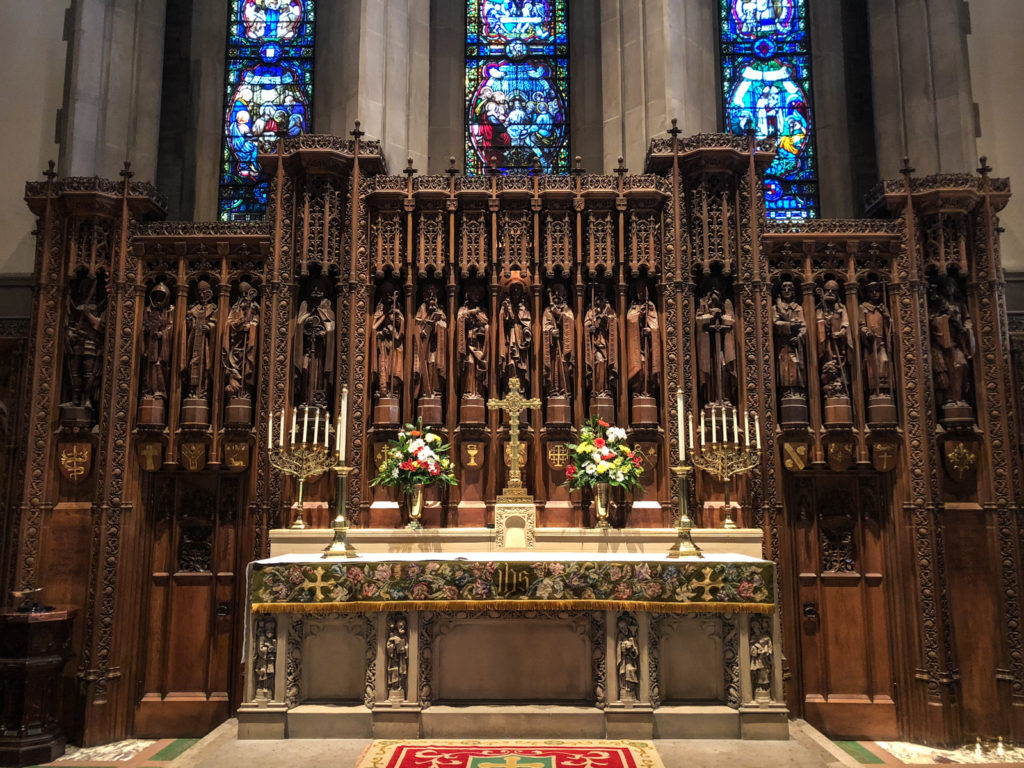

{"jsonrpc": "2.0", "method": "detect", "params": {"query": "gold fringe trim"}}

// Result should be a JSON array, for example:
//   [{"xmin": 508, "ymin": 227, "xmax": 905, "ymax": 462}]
[{"xmin": 251, "ymin": 599, "xmax": 775, "ymax": 615}]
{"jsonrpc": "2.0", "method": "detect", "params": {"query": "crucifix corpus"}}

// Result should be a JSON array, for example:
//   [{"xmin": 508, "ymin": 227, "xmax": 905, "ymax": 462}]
[{"xmin": 487, "ymin": 377, "xmax": 541, "ymax": 497}]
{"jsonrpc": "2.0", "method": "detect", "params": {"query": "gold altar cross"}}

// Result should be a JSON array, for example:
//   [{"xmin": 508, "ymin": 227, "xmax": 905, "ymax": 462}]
[
  {"xmin": 487, "ymin": 378, "xmax": 540, "ymax": 490},
  {"xmin": 476, "ymin": 756, "xmax": 548, "ymax": 768}
]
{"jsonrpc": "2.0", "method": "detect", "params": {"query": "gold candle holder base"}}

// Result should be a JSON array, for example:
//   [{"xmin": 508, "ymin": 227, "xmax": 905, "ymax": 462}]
[
  {"xmin": 667, "ymin": 464, "xmax": 702, "ymax": 558},
  {"xmin": 323, "ymin": 465, "xmax": 358, "ymax": 558}
]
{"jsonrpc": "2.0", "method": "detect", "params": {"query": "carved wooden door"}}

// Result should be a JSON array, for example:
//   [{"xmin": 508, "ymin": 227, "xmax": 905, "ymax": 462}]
[
  {"xmin": 785, "ymin": 474, "xmax": 900, "ymax": 739},
  {"xmin": 134, "ymin": 474, "xmax": 241, "ymax": 737}
]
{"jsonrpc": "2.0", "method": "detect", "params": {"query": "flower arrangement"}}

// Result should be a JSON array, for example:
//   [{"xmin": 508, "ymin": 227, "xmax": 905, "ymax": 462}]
[
  {"xmin": 370, "ymin": 419, "xmax": 457, "ymax": 495},
  {"xmin": 563, "ymin": 416, "xmax": 644, "ymax": 492}
]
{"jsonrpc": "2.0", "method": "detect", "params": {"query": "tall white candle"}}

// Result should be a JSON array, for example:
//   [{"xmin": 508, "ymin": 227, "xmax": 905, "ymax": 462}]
[
  {"xmin": 313, "ymin": 408, "xmax": 320, "ymax": 445},
  {"xmin": 688, "ymin": 413, "xmax": 695, "ymax": 458},
  {"xmin": 711, "ymin": 407, "xmax": 717, "ymax": 444},
  {"xmin": 291, "ymin": 410, "xmax": 297, "ymax": 444},
  {"xmin": 339, "ymin": 386, "xmax": 349, "ymax": 463},
  {"xmin": 268, "ymin": 411, "xmax": 273, "ymax": 448},
  {"xmin": 732, "ymin": 407, "xmax": 739, "ymax": 446},
  {"xmin": 745, "ymin": 411, "xmax": 750, "ymax": 447},
  {"xmin": 325, "ymin": 413, "xmax": 331, "ymax": 447},
  {"xmin": 755, "ymin": 413, "xmax": 762, "ymax": 450},
  {"xmin": 302, "ymin": 406, "xmax": 309, "ymax": 443},
  {"xmin": 676, "ymin": 388, "xmax": 686, "ymax": 462},
  {"xmin": 335, "ymin": 415, "xmax": 341, "ymax": 454},
  {"xmin": 700, "ymin": 411, "xmax": 706, "ymax": 445},
  {"xmin": 279, "ymin": 409, "xmax": 285, "ymax": 448}
]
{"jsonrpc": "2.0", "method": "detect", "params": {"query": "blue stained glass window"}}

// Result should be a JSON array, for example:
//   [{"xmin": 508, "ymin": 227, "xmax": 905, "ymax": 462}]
[
  {"xmin": 719, "ymin": 0, "xmax": 818, "ymax": 219},
  {"xmin": 465, "ymin": 0, "xmax": 570, "ymax": 175},
  {"xmin": 219, "ymin": 0, "xmax": 315, "ymax": 221}
]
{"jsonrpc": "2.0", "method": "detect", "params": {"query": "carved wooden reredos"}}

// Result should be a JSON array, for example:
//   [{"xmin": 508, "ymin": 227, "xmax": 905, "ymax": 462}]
[
  {"xmin": 11, "ymin": 128, "xmax": 1023, "ymax": 747},
  {"xmin": 15, "ymin": 133, "xmax": 1016, "ymax": 545}
]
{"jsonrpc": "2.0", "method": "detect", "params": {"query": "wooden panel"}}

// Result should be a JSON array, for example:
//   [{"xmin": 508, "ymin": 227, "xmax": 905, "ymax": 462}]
[
  {"xmin": 134, "ymin": 475, "xmax": 239, "ymax": 737},
  {"xmin": 789, "ymin": 475, "xmax": 899, "ymax": 740},
  {"xmin": 944, "ymin": 510, "xmax": 1004, "ymax": 739}
]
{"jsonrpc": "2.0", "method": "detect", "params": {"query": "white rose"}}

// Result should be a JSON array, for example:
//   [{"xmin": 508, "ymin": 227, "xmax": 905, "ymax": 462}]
[{"xmin": 607, "ymin": 427, "xmax": 627, "ymax": 443}]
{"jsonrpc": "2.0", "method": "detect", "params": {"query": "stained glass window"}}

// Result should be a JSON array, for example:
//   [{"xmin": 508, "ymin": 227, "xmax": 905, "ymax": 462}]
[
  {"xmin": 219, "ymin": 0, "xmax": 315, "ymax": 221},
  {"xmin": 465, "ymin": 0, "xmax": 569, "ymax": 175},
  {"xmin": 719, "ymin": 0, "xmax": 818, "ymax": 219}
]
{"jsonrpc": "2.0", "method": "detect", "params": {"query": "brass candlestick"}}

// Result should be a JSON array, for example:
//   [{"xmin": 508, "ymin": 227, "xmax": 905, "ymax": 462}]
[
  {"xmin": 667, "ymin": 465, "xmax": 702, "ymax": 557},
  {"xmin": 690, "ymin": 440, "xmax": 760, "ymax": 529},
  {"xmin": 323, "ymin": 465, "xmax": 358, "ymax": 558},
  {"xmin": 268, "ymin": 407, "xmax": 337, "ymax": 529}
]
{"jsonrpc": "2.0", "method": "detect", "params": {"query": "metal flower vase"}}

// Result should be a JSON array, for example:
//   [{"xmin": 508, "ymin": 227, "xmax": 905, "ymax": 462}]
[
  {"xmin": 594, "ymin": 482, "xmax": 611, "ymax": 529},
  {"xmin": 406, "ymin": 483, "xmax": 425, "ymax": 530}
]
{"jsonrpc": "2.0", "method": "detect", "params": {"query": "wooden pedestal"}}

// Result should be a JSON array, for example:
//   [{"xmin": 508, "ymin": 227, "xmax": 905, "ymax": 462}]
[
  {"xmin": 0, "ymin": 608, "xmax": 76, "ymax": 767},
  {"xmin": 225, "ymin": 396, "xmax": 252, "ymax": 426},
  {"xmin": 181, "ymin": 397, "xmax": 210, "ymax": 427},
  {"xmin": 417, "ymin": 396, "xmax": 442, "ymax": 426},
  {"xmin": 138, "ymin": 395, "xmax": 166, "ymax": 426},
  {"xmin": 374, "ymin": 396, "xmax": 400, "ymax": 426}
]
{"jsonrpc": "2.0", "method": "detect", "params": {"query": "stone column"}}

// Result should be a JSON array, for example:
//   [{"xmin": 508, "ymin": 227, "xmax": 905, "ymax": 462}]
[
  {"xmin": 317, "ymin": 0, "xmax": 430, "ymax": 173},
  {"xmin": 868, "ymin": 0, "xmax": 977, "ymax": 176},
  {"xmin": 600, "ymin": 0, "xmax": 718, "ymax": 173},
  {"xmin": 60, "ymin": 0, "xmax": 166, "ymax": 183}
]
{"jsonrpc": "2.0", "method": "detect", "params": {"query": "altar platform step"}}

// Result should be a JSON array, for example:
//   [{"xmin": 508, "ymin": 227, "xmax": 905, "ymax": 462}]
[
  {"xmin": 270, "ymin": 527, "xmax": 763, "ymax": 559},
  {"xmin": 242, "ymin": 703, "xmax": 788, "ymax": 740}
]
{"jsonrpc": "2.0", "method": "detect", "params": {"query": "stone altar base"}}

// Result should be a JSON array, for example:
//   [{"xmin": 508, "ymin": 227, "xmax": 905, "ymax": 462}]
[{"xmin": 240, "ymin": 550, "xmax": 787, "ymax": 741}]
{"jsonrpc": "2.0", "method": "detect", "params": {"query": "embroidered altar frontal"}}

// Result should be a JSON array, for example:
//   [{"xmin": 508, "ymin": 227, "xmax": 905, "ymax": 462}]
[{"xmin": 249, "ymin": 552, "xmax": 775, "ymax": 614}]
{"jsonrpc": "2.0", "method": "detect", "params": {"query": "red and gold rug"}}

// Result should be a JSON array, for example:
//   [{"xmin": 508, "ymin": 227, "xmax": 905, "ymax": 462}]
[{"xmin": 355, "ymin": 740, "xmax": 665, "ymax": 768}]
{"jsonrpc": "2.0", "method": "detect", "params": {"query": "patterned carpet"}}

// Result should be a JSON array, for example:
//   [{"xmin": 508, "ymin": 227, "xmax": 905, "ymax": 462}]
[
  {"xmin": 354, "ymin": 740, "xmax": 665, "ymax": 768},
  {"xmin": 835, "ymin": 739, "xmax": 1024, "ymax": 765}
]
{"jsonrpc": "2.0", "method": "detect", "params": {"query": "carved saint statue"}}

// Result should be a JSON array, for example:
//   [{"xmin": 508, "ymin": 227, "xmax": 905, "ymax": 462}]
[
  {"xmin": 412, "ymin": 283, "xmax": 448, "ymax": 399},
  {"xmin": 858, "ymin": 282, "xmax": 892, "ymax": 396},
  {"xmin": 293, "ymin": 280, "xmax": 335, "ymax": 407},
  {"xmin": 696, "ymin": 279, "xmax": 736, "ymax": 404},
  {"xmin": 456, "ymin": 281, "xmax": 488, "ymax": 399},
  {"xmin": 584, "ymin": 284, "xmax": 618, "ymax": 397},
  {"xmin": 928, "ymin": 277, "xmax": 975, "ymax": 406},
  {"xmin": 385, "ymin": 615, "xmax": 409, "ymax": 697},
  {"xmin": 616, "ymin": 615, "xmax": 640, "ymax": 701},
  {"xmin": 542, "ymin": 283, "xmax": 575, "ymax": 398},
  {"xmin": 772, "ymin": 281, "xmax": 806, "ymax": 394},
  {"xmin": 63, "ymin": 273, "xmax": 106, "ymax": 410},
  {"xmin": 184, "ymin": 280, "xmax": 218, "ymax": 400},
  {"xmin": 223, "ymin": 281, "xmax": 260, "ymax": 400},
  {"xmin": 625, "ymin": 279, "xmax": 661, "ymax": 399},
  {"xmin": 254, "ymin": 618, "xmax": 277, "ymax": 701},
  {"xmin": 372, "ymin": 283, "xmax": 404, "ymax": 398},
  {"xmin": 815, "ymin": 280, "xmax": 853, "ymax": 399},
  {"xmin": 499, "ymin": 273, "xmax": 532, "ymax": 394},
  {"xmin": 750, "ymin": 634, "xmax": 773, "ymax": 699},
  {"xmin": 141, "ymin": 282, "xmax": 174, "ymax": 401}
]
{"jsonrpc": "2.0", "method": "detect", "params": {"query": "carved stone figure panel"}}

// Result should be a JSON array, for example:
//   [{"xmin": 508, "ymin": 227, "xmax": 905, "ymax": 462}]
[
  {"xmin": 615, "ymin": 612, "xmax": 640, "ymax": 702},
  {"xmin": 749, "ymin": 615, "xmax": 773, "ymax": 702},
  {"xmin": 696, "ymin": 278, "xmax": 736, "ymax": 405},
  {"xmin": 293, "ymin": 276, "xmax": 336, "ymax": 408},
  {"xmin": 499, "ymin": 273, "xmax": 532, "ymax": 396},
  {"xmin": 385, "ymin": 613, "xmax": 409, "ymax": 700},
  {"xmin": 859, "ymin": 281, "xmax": 898, "ymax": 425},
  {"xmin": 223, "ymin": 281, "xmax": 260, "ymax": 403},
  {"xmin": 585, "ymin": 283, "xmax": 618, "ymax": 399},
  {"xmin": 254, "ymin": 616, "xmax": 278, "ymax": 701}
]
